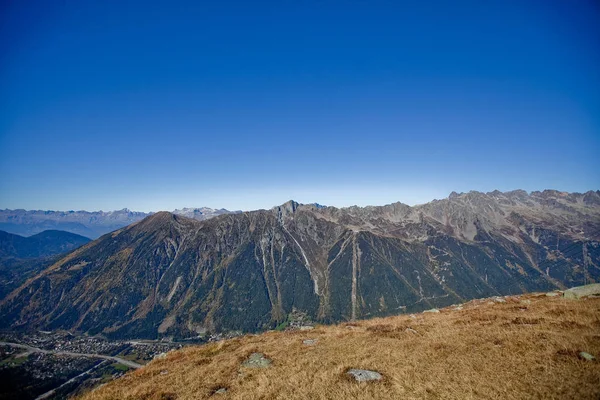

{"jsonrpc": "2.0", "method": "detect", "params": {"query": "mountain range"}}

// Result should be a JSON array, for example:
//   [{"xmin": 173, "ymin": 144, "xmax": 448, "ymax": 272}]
[
  {"xmin": 0, "ymin": 207, "xmax": 238, "ymax": 239},
  {"xmin": 0, "ymin": 190, "xmax": 598, "ymax": 340}
]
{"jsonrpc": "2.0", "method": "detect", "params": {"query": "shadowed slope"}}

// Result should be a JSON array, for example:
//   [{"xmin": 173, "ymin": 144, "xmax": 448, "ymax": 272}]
[{"xmin": 0, "ymin": 230, "xmax": 91, "ymax": 259}]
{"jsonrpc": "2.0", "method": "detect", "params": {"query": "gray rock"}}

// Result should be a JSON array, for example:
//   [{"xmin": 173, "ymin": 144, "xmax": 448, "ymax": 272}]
[
  {"xmin": 579, "ymin": 351, "xmax": 596, "ymax": 361},
  {"xmin": 347, "ymin": 369, "xmax": 383, "ymax": 382},
  {"xmin": 299, "ymin": 325, "xmax": 314, "ymax": 331},
  {"xmin": 242, "ymin": 352, "xmax": 272, "ymax": 368},
  {"xmin": 303, "ymin": 339, "xmax": 318, "ymax": 346},
  {"xmin": 423, "ymin": 308, "xmax": 440, "ymax": 313},
  {"xmin": 564, "ymin": 284, "xmax": 600, "ymax": 300},
  {"xmin": 160, "ymin": 370, "xmax": 168, "ymax": 375},
  {"xmin": 214, "ymin": 388, "xmax": 227, "ymax": 394},
  {"xmin": 546, "ymin": 292, "xmax": 560, "ymax": 297},
  {"xmin": 493, "ymin": 297, "xmax": 506, "ymax": 303}
]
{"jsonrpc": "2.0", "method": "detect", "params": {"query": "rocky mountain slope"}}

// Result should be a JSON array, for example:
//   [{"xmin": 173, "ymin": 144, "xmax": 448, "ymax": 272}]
[
  {"xmin": 0, "ymin": 208, "xmax": 237, "ymax": 238},
  {"xmin": 1, "ymin": 190, "xmax": 599, "ymax": 339}
]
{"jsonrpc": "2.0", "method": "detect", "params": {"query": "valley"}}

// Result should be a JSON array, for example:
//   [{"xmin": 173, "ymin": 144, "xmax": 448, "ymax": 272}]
[{"xmin": 0, "ymin": 330, "xmax": 185, "ymax": 399}]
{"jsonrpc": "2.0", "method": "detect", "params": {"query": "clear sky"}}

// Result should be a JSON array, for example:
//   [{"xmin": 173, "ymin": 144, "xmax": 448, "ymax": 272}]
[{"xmin": 1, "ymin": 1, "xmax": 599, "ymax": 212}]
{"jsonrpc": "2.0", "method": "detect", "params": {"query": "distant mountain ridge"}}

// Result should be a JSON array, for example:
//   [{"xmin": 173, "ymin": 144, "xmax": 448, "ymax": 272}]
[
  {"xmin": 0, "ymin": 230, "xmax": 91, "ymax": 259},
  {"xmin": 0, "ymin": 207, "xmax": 239, "ymax": 239},
  {"xmin": 0, "ymin": 230, "xmax": 92, "ymax": 300},
  {"xmin": 1, "ymin": 189, "xmax": 598, "ymax": 340}
]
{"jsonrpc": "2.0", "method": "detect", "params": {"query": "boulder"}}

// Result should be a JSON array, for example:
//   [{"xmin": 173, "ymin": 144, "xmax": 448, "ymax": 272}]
[
  {"xmin": 242, "ymin": 352, "xmax": 272, "ymax": 368},
  {"xmin": 423, "ymin": 308, "xmax": 440, "ymax": 313},
  {"xmin": 579, "ymin": 352, "xmax": 595, "ymax": 361},
  {"xmin": 299, "ymin": 325, "xmax": 315, "ymax": 331},
  {"xmin": 564, "ymin": 284, "xmax": 600, "ymax": 300},
  {"xmin": 347, "ymin": 369, "xmax": 383, "ymax": 382}
]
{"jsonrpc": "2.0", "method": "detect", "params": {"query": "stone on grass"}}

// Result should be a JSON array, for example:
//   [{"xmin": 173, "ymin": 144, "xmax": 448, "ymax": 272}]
[
  {"xmin": 242, "ymin": 352, "xmax": 272, "ymax": 368},
  {"xmin": 546, "ymin": 292, "xmax": 560, "ymax": 297},
  {"xmin": 579, "ymin": 351, "xmax": 596, "ymax": 361},
  {"xmin": 299, "ymin": 325, "xmax": 314, "ymax": 331},
  {"xmin": 303, "ymin": 339, "xmax": 318, "ymax": 346},
  {"xmin": 160, "ymin": 370, "xmax": 169, "ymax": 375},
  {"xmin": 347, "ymin": 369, "xmax": 382, "ymax": 382},
  {"xmin": 564, "ymin": 284, "xmax": 600, "ymax": 300},
  {"xmin": 493, "ymin": 297, "xmax": 506, "ymax": 303},
  {"xmin": 214, "ymin": 388, "xmax": 227, "ymax": 394},
  {"xmin": 423, "ymin": 308, "xmax": 440, "ymax": 313}
]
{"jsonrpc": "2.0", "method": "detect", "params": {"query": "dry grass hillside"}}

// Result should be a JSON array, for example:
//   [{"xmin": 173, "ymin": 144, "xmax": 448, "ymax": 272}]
[{"xmin": 81, "ymin": 292, "xmax": 600, "ymax": 400}]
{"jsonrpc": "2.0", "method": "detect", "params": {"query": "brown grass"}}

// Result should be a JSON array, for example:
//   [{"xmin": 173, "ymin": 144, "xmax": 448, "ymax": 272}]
[{"xmin": 80, "ymin": 294, "xmax": 600, "ymax": 400}]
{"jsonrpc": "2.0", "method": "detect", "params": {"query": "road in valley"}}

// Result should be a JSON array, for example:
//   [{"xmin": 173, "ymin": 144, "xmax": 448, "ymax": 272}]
[{"xmin": 0, "ymin": 341, "xmax": 142, "ymax": 369}]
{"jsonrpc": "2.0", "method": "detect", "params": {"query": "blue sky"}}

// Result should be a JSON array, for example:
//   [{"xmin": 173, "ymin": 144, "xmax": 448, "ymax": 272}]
[{"xmin": 1, "ymin": 1, "xmax": 599, "ymax": 212}]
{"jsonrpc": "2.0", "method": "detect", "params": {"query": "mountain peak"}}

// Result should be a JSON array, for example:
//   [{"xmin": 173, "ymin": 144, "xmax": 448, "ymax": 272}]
[{"xmin": 133, "ymin": 211, "xmax": 182, "ymax": 230}]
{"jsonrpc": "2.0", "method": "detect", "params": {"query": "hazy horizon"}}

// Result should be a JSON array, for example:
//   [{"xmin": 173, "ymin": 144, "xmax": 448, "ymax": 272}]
[{"xmin": 1, "ymin": 186, "xmax": 599, "ymax": 213}]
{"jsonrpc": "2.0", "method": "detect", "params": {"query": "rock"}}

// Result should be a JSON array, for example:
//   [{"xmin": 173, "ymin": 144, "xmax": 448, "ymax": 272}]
[
  {"xmin": 303, "ymin": 339, "xmax": 318, "ymax": 346},
  {"xmin": 299, "ymin": 325, "xmax": 314, "ymax": 331},
  {"xmin": 405, "ymin": 328, "xmax": 418, "ymax": 335},
  {"xmin": 579, "ymin": 351, "xmax": 596, "ymax": 361},
  {"xmin": 154, "ymin": 352, "xmax": 167, "ymax": 360},
  {"xmin": 423, "ymin": 308, "xmax": 440, "ymax": 313},
  {"xmin": 160, "ymin": 370, "xmax": 169, "ymax": 375},
  {"xmin": 546, "ymin": 292, "xmax": 560, "ymax": 297},
  {"xmin": 564, "ymin": 284, "xmax": 600, "ymax": 300},
  {"xmin": 214, "ymin": 388, "xmax": 227, "ymax": 394},
  {"xmin": 242, "ymin": 352, "xmax": 272, "ymax": 368},
  {"xmin": 453, "ymin": 306, "xmax": 463, "ymax": 311},
  {"xmin": 346, "ymin": 369, "xmax": 383, "ymax": 382},
  {"xmin": 493, "ymin": 297, "xmax": 506, "ymax": 303}
]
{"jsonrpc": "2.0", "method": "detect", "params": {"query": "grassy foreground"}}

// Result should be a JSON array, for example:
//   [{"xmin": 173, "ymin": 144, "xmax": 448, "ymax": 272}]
[{"xmin": 81, "ymin": 293, "xmax": 600, "ymax": 400}]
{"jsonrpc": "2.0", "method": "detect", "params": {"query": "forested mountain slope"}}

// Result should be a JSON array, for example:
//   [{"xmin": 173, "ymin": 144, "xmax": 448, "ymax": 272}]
[{"xmin": 1, "ymin": 190, "xmax": 598, "ymax": 339}]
